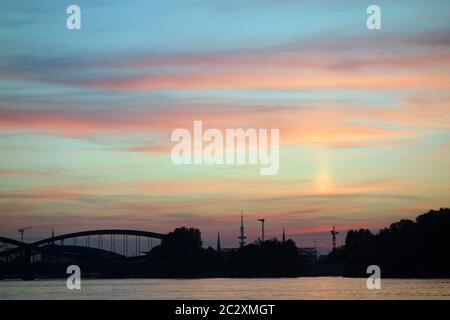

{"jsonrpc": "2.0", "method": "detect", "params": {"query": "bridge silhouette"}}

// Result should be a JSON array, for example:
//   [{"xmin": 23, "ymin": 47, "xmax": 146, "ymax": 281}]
[{"xmin": 0, "ymin": 229, "xmax": 167, "ymax": 265}]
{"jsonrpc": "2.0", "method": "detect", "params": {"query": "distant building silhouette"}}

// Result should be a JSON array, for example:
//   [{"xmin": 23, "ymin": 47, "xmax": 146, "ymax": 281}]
[{"xmin": 297, "ymin": 247, "xmax": 318, "ymax": 263}]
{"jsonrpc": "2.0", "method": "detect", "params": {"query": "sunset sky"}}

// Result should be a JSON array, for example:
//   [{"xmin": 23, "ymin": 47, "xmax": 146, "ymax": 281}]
[{"xmin": 0, "ymin": 0, "xmax": 449, "ymax": 250}]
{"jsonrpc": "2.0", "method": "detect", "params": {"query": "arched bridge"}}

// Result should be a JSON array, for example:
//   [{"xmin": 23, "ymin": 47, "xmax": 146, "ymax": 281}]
[{"xmin": 0, "ymin": 229, "xmax": 167, "ymax": 263}]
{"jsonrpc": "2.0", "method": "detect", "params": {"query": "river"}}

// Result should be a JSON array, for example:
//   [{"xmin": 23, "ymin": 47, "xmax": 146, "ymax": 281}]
[{"xmin": 1, "ymin": 277, "xmax": 449, "ymax": 299}]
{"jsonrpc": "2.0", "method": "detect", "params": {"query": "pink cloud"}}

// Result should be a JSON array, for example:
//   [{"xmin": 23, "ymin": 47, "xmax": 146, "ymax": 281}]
[{"xmin": 1, "ymin": 96, "xmax": 448, "ymax": 149}]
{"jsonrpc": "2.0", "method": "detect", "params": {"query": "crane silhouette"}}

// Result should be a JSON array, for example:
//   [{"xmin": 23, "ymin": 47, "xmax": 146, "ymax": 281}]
[
  {"xmin": 331, "ymin": 226, "xmax": 339, "ymax": 251},
  {"xmin": 18, "ymin": 226, "xmax": 32, "ymax": 242}
]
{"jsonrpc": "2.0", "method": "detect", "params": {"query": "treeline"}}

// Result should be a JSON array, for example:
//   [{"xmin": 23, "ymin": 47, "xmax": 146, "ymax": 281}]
[
  {"xmin": 329, "ymin": 208, "xmax": 450, "ymax": 277},
  {"xmin": 147, "ymin": 227, "xmax": 299, "ymax": 277}
]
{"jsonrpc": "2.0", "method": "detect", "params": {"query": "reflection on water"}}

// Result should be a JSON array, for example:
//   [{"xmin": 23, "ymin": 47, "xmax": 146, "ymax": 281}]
[{"xmin": 0, "ymin": 277, "xmax": 449, "ymax": 300}]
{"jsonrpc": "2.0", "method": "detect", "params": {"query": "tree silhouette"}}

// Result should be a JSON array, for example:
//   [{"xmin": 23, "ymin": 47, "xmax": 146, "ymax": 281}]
[
  {"xmin": 334, "ymin": 208, "xmax": 450, "ymax": 277},
  {"xmin": 147, "ymin": 227, "xmax": 217, "ymax": 275},
  {"xmin": 229, "ymin": 238, "xmax": 298, "ymax": 275}
]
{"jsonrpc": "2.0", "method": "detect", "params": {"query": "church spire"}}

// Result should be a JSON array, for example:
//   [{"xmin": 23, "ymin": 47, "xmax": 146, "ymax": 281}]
[
  {"xmin": 217, "ymin": 232, "xmax": 221, "ymax": 253},
  {"xmin": 282, "ymin": 228, "xmax": 286, "ymax": 243}
]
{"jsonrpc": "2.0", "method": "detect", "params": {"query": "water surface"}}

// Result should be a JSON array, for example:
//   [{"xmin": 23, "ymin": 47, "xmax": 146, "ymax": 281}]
[{"xmin": 1, "ymin": 277, "xmax": 449, "ymax": 300}]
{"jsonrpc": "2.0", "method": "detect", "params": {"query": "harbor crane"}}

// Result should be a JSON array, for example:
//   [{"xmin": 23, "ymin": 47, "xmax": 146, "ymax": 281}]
[
  {"xmin": 331, "ymin": 226, "xmax": 339, "ymax": 251},
  {"xmin": 18, "ymin": 226, "xmax": 32, "ymax": 242}
]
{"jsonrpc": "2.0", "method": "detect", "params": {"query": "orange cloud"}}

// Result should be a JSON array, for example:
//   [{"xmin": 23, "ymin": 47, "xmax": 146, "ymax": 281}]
[{"xmin": 78, "ymin": 72, "xmax": 450, "ymax": 91}]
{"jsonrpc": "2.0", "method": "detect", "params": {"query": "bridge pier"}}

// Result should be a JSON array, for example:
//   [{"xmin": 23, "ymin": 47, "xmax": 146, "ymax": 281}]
[
  {"xmin": 125, "ymin": 235, "xmax": 128, "ymax": 256},
  {"xmin": 22, "ymin": 246, "xmax": 34, "ymax": 281}
]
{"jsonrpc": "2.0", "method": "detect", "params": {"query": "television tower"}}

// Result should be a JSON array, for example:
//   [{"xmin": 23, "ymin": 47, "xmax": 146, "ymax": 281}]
[
  {"xmin": 238, "ymin": 210, "xmax": 246, "ymax": 248},
  {"xmin": 331, "ymin": 226, "xmax": 339, "ymax": 250}
]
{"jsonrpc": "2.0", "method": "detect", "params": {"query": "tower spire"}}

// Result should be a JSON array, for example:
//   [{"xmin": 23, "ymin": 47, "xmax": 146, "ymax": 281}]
[
  {"xmin": 238, "ymin": 210, "xmax": 246, "ymax": 248},
  {"xmin": 217, "ymin": 232, "xmax": 221, "ymax": 253},
  {"xmin": 282, "ymin": 228, "xmax": 286, "ymax": 243}
]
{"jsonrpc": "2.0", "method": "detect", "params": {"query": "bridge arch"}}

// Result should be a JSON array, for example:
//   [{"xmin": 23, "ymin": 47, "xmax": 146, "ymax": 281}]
[
  {"xmin": 0, "ymin": 229, "xmax": 167, "ymax": 262},
  {"xmin": 0, "ymin": 236, "xmax": 25, "ymax": 248},
  {"xmin": 32, "ymin": 229, "xmax": 166, "ymax": 247}
]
